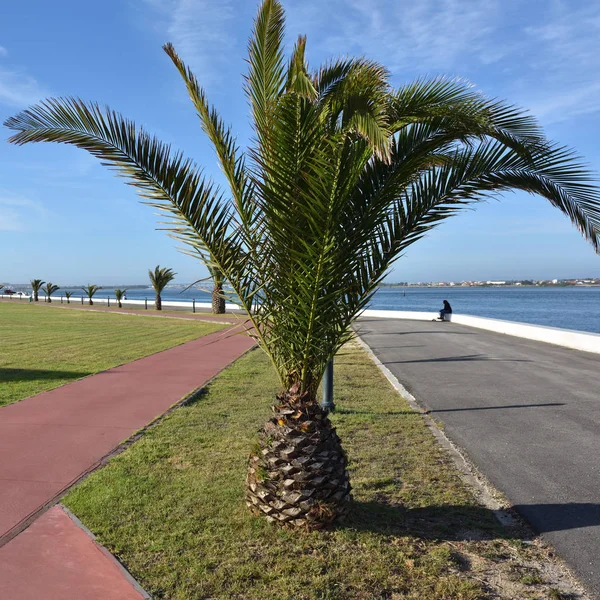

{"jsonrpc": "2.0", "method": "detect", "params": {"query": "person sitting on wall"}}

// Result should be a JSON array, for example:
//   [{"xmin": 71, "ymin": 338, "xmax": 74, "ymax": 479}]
[{"xmin": 437, "ymin": 300, "xmax": 452, "ymax": 321}]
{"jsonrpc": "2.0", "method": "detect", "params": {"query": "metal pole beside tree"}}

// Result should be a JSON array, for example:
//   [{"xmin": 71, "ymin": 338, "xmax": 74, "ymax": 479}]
[{"xmin": 321, "ymin": 359, "xmax": 335, "ymax": 412}]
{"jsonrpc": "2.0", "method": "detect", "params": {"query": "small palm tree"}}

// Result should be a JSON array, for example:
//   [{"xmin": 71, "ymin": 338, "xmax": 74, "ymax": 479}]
[
  {"xmin": 209, "ymin": 266, "xmax": 226, "ymax": 314},
  {"xmin": 81, "ymin": 284, "xmax": 101, "ymax": 306},
  {"xmin": 30, "ymin": 279, "xmax": 45, "ymax": 302},
  {"xmin": 42, "ymin": 282, "xmax": 60, "ymax": 303},
  {"xmin": 114, "ymin": 288, "xmax": 127, "ymax": 308},
  {"xmin": 6, "ymin": 0, "xmax": 600, "ymax": 529},
  {"xmin": 64, "ymin": 291, "xmax": 73, "ymax": 304},
  {"xmin": 148, "ymin": 266, "xmax": 176, "ymax": 310}
]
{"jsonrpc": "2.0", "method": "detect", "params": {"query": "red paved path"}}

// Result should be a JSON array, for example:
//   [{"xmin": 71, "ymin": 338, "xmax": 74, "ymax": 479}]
[
  {"xmin": 0, "ymin": 326, "xmax": 255, "ymax": 597},
  {"xmin": 0, "ymin": 506, "xmax": 147, "ymax": 600}
]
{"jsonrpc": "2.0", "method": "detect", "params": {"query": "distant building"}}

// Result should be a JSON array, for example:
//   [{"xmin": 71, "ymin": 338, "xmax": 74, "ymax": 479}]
[{"xmin": 486, "ymin": 281, "xmax": 506, "ymax": 285}]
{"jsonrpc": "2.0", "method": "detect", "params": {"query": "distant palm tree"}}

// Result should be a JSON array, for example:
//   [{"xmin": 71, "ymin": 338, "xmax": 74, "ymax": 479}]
[
  {"xmin": 30, "ymin": 279, "xmax": 45, "ymax": 302},
  {"xmin": 114, "ymin": 288, "xmax": 127, "ymax": 308},
  {"xmin": 64, "ymin": 291, "xmax": 73, "ymax": 304},
  {"xmin": 42, "ymin": 282, "xmax": 60, "ymax": 303},
  {"xmin": 0, "ymin": 284, "xmax": 4, "ymax": 293},
  {"xmin": 148, "ymin": 266, "xmax": 175, "ymax": 310},
  {"xmin": 209, "ymin": 265, "xmax": 226, "ymax": 314},
  {"xmin": 81, "ymin": 284, "xmax": 101, "ymax": 306},
  {"xmin": 5, "ymin": 0, "xmax": 600, "ymax": 529}
]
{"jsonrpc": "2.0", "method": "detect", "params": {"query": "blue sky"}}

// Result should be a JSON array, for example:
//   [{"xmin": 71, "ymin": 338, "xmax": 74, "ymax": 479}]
[{"xmin": 1, "ymin": 0, "xmax": 599, "ymax": 285}]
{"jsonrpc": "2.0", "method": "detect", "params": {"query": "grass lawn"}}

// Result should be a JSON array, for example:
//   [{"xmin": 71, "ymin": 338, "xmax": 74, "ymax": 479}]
[
  {"xmin": 64, "ymin": 342, "xmax": 575, "ymax": 600},
  {"xmin": 0, "ymin": 303, "xmax": 226, "ymax": 406}
]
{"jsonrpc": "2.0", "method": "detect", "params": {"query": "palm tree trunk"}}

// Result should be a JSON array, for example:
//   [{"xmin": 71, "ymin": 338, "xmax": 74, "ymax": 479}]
[
  {"xmin": 89, "ymin": 297, "xmax": 93, "ymax": 305},
  {"xmin": 155, "ymin": 294, "xmax": 162, "ymax": 310},
  {"xmin": 47, "ymin": 296, "xmax": 52, "ymax": 303},
  {"xmin": 246, "ymin": 388, "xmax": 351, "ymax": 530},
  {"xmin": 34, "ymin": 292, "xmax": 38, "ymax": 302},
  {"xmin": 118, "ymin": 300, "xmax": 122, "ymax": 308},
  {"xmin": 212, "ymin": 285, "xmax": 225, "ymax": 314}
]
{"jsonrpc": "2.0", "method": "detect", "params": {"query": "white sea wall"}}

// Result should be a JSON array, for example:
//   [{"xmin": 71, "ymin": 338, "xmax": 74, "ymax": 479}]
[{"xmin": 361, "ymin": 309, "xmax": 600, "ymax": 354}]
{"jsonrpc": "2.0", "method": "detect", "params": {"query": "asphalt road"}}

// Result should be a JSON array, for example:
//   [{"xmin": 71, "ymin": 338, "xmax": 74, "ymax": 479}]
[{"xmin": 357, "ymin": 318, "xmax": 600, "ymax": 598}]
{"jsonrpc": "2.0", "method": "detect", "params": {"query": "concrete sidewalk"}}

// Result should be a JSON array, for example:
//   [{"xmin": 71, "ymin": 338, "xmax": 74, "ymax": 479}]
[
  {"xmin": 357, "ymin": 318, "xmax": 600, "ymax": 598},
  {"xmin": 0, "ymin": 326, "xmax": 255, "ymax": 598}
]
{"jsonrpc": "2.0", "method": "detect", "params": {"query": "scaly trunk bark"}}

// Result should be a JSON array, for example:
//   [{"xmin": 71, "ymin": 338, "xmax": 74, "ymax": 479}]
[
  {"xmin": 155, "ymin": 294, "xmax": 162, "ymax": 311},
  {"xmin": 246, "ymin": 387, "xmax": 351, "ymax": 530},
  {"xmin": 34, "ymin": 291, "xmax": 39, "ymax": 302},
  {"xmin": 212, "ymin": 285, "xmax": 225, "ymax": 314}
]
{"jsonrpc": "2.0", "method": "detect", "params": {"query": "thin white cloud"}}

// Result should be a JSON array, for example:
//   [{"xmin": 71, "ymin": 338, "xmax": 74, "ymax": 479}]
[
  {"xmin": 528, "ymin": 82, "xmax": 600, "ymax": 125},
  {"xmin": 0, "ymin": 194, "xmax": 48, "ymax": 232},
  {"xmin": 144, "ymin": 0, "xmax": 237, "ymax": 86},
  {"xmin": 0, "ymin": 66, "xmax": 48, "ymax": 107},
  {"xmin": 0, "ymin": 46, "xmax": 7, "ymax": 57},
  {"xmin": 518, "ymin": 3, "xmax": 600, "ymax": 124},
  {"xmin": 285, "ymin": 0, "xmax": 503, "ymax": 74}
]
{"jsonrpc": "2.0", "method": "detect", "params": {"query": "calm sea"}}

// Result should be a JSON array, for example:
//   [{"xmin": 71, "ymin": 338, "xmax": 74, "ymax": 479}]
[{"xmin": 55, "ymin": 285, "xmax": 600, "ymax": 335}]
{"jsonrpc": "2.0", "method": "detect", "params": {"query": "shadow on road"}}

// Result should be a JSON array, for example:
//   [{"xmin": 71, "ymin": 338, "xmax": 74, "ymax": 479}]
[
  {"xmin": 344, "ymin": 500, "xmax": 600, "ymax": 541},
  {"xmin": 383, "ymin": 354, "xmax": 531, "ymax": 364},
  {"xmin": 515, "ymin": 503, "xmax": 600, "ymax": 534},
  {"xmin": 356, "ymin": 330, "xmax": 476, "ymax": 336},
  {"xmin": 428, "ymin": 402, "xmax": 565, "ymax": 413}
]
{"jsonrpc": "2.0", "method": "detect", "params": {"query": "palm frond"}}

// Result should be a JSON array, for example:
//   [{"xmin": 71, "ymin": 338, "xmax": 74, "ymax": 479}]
[{"xmin": 245, "ymin": 0, "xmax": 286, "ymax": 139}]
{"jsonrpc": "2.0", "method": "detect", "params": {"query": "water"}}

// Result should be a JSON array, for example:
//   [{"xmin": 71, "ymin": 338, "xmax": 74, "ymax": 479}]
[{"xmin": 55, "ymin": 285, "xmax": 600, "ymax": 335}]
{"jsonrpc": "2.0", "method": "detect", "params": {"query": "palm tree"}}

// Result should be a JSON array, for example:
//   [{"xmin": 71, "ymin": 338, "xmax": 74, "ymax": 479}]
[
  {"xmin": 42, "ymin": 282, "xmax": 60, "ymax": 303},
  {"xmin": 81, "ymin": 284, "xmax": 101, "ymax": 306},
  {"xmin": 208, "ymin": 266, "xmax": 226, "ymax": 314},
  {"xmin": 64, "ymin": 291, "xmax": 73, "ymax": 304},
  {"xmin": 30, "ymin": 279, "xmax": 45, "ymax": 302},
  {"xmin": 148, "ymin": 266, "xmax": 175, "ymax": 310},
  {"xmin": 114, "ymin": 288, "xmax": 127, "ymax": 308},
  {"xmin": 5, "ymin": 0, "xmax": 599, "ymax": 530}
]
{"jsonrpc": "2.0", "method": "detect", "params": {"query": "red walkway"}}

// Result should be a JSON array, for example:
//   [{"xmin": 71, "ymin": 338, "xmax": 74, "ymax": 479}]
[
  {"xmin": 0, "ymin": 326, "xmax": 255, "ymax": 598},
  {"xmin": 0, "ymin": 506, "xmax": 148, "ymax": 600}
]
